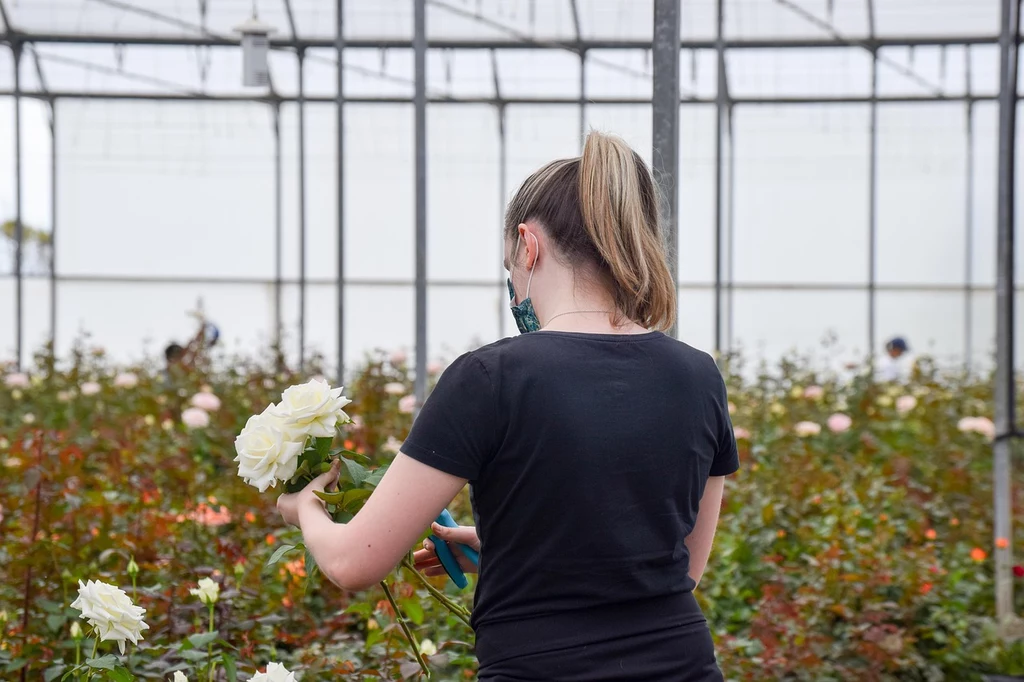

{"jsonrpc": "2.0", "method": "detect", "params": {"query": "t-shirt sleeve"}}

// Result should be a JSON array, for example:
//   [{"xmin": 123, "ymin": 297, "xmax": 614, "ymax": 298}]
[
  {"xmin": 400, "ymin": 352, "xmax": 500, "ymax": 481},
  {"xmin": 709, "ymin": 368, "xmax": 740, "ymax": 477}
]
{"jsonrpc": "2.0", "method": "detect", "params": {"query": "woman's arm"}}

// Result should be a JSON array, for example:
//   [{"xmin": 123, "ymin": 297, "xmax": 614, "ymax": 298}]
[
  {"xmin": 684, "ymin": 475, "xmax": 726, "ymax": 587},
  {"xmin": 281, "ymin": 453, "xmax": 468, "ymax": 591}
]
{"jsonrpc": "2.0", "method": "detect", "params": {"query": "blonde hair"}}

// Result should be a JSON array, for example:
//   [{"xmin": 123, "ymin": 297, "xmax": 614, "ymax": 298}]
[{"xmin": 504, "ymin": 131, "xmax": 676, "ymax": 330}]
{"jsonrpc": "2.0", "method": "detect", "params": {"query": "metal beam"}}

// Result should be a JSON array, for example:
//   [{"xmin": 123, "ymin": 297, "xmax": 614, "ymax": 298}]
[
  {"xmin": 336, "ymin": 0, "xmax": 345, "ymax": 384},
  {"xmin": 0, "ymin": 90, "xmax": 1011, "ymax": 105},
  {"xmin": 49, "ymin": 102, "xmax": 56, "ymax": 350},
  {"xmin": 298, "ymin": 48, "xmax": 307, "ymax": 372},
  {"xmin": 12, "ymin": 40, "xmax": 22, "ymax": 369},
  {"xmin": 867, "ymin": 0, "xmax": 878, "ymax": 370},
  {"xmin": 413, "ymin": 0, "xmax": 428, "ymax": 411},
  {"xmin": 993, "ymin": 0, "xmax": 1019, "ymax": 627},
  {"xmin": 273, "ymin": 103, "xmax": 283, "ymax": 357},
  {"xmin": 1, "ymin": 32, "xmax": 1009, "ymax": 50},
  {"xmin": 569, "ymin": 0, "xmax": 585, "ymax": 149},
  {"xmin": 492, "ymin": 49, "xmax": 508, "ymax": 339},
  {"xmin": 714, "ymin": 0, "xmax": 726, "ymax": 354},
  {"xmin": 652, "ymin": 0, "xmax": 680, "ymax": 337},
  {"xmin": 965, "ymin": 50, "xmax": 975, "ymax": 371}
]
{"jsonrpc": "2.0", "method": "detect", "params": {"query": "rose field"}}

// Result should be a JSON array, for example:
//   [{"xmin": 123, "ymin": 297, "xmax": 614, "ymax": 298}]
[{"xmin": 2, "ymin": 342, "xmax": 1024, "ymax": 681}]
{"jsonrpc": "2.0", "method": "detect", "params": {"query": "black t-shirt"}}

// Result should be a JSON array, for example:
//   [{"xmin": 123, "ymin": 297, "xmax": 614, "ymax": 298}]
[{"xmin": 402, "ymin": 330, "xmax": 739, "ymax": 672}]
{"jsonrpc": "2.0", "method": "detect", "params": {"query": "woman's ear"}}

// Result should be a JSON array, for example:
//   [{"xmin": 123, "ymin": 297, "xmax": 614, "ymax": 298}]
[{"xmin": 520, "ymin": 223, "xmax": 540, "ymax": 270}]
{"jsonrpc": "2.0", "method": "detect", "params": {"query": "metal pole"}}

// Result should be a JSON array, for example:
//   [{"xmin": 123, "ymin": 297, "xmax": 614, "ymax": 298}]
[
  {"xmin": 49, "ymin": 100, "xmax": 56, "ymax": 350},
  {"xmin": 713, "ymin": 0, "xmax": 725, "ymax": 354},
  {"xmin": 273, "ymin": 102, "xmax": 283, "ymax": 358},
  {"xmin": 726, "ymin": 103, "xmax": 735, "ymax": 351},
  {"xmin": 579, "ymin": 50, "xmax": 586, "ymax": 150},
  {"xmin": 498, "ymin": 102, "xmax": 508, "ymax": 338},
  {"xmin": 413, "ymin": 0, "xmax": 428, "ymax": 409},
  {"xmin": 298, "ymin": 48, "xmax": 307, "ymax": 372},
  {"xmin": 993, "ymin": 0, "xmax": 1018, "ymax": 625},
  {"xmin": 336, "ymin": 0, "xmax": 345, "ymax": 384},
  {"xmin": 652, "ymin": 0, "xmax": 680, "ymax": 337},
  {"xmin": 868, "ymin": 52, "xmax": 878, "ymax": 368},
  {"xmin": 13, "ymin": 41, "xmax": 23, "ymax": 370},
  {"xmin": 965, "ymin": 54, "xmax": 974, "ymax": 372}
]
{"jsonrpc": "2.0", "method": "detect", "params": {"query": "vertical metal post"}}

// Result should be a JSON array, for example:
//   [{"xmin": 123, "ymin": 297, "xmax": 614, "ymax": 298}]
[
  {"xmin": 652, "ymin": 0, "xmax": 680, "ymax": 337},
  {"xmin": 965, "ymin": 52, "xmax": 974, "ymax": 372},
  {"xmin": 578, "ymin": 50, "xmax": 586, "ymax": 150},
  {"xmin": 13, "ymin": 42, "xmax": 23, "ymax": 370},
  {"xmin": 713, "ymin": 0, "xmax": 725, "ymax": 354},
  {"xmin": 993, "ymin": 0, "xmax": 1018, "ymax": 625},
  {"xmin": 49, "ymin": 100, "xmax": 57, "ymax": 350},
  {"xmin": 298, "ymin": 49, "xmax": 307, "ymax": 372},
  {"xmin": 336, "ymin": 0, "xmax": 346, "ymax": 384},
  {"xmin": 498, "ymin": 102, "xmax": 508, "ymax": 338},
  {"xmin": 413, "ymin": 0, "xmax": 428, "ymax": 408},
  {"xmin": 868, "ymin": 53, "xmax": 879, "ymax": 368},
  {"xmin": 273, "ymin": 102, "xmax": 283, "ymax": 356},
  {"xmin": 726, "ymin": 103, "xmax": 735, "ymax": 351}
]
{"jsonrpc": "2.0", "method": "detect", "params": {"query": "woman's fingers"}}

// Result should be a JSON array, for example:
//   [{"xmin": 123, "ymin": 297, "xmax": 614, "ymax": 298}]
[{"xmin": 430, "ymin": 522, "xmax": 481, "ymax": 551}]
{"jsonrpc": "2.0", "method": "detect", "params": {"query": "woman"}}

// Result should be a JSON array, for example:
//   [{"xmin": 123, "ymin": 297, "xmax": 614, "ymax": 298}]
[{"xmin": 277, "ymin": 131, "xmax": 739, "ymax": 681}]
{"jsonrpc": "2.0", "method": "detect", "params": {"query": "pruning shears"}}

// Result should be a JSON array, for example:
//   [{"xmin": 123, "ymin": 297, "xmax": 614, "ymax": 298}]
[{"xmin": 428, "ymin": 509, "xmax": 480, "ymax": 589}]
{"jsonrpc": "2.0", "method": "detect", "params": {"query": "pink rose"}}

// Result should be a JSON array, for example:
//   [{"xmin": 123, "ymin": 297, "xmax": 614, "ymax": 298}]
[
  {"xmin": 428, "ymin": 361, "xmax": 444, "ymax": 375},
  {"xmin": 728, "ymin": 402, "xmax": 737, "ymax": 415},
  {"xmin": 113, "ymin": 372, "xmax": 138, "ymax": 389},
  {"xmin": 827, "ymin": 413, "xmax": 852, "ymax": 433},
  {"xmin": 803, "ymin": 385, "xmax": 825, "ymax": 401},
  {"xmin": 390, "ymin": 350, "xmax": 408, "ymax": 366},
  {"xmin": 398, "ymin": 395, "xmax": 417, "ymax": 414},
  {"xmin": 896, "ymin": 395, "xmax": 917, "ymax": 415},
  {"xmin": 80, "ymin": 382, "xmax": 101, "ymax": 396},
  {"xmin": 733, "ymin": 427, "xmax": 751, "ymax": 440},
  {"xmin": 794, "ymin": 421, "xmax": 822, "ymax": 437},
  {"xmin": 190, "ymin": 391, "xmax": 222, "ymax": 412},
  {"xmin": 182, "ymin": 407, "xmax": 210, "ymax": 429},
  {"xmin": 3, "ymin": 373, "xmax": 29, "ymax": 388},
  {"xmin": 958, "ymin": 416, "xmax": 996, "ymax": 440},
  {"xmin": 384, "ymin": 382, "xmax": 407, "ymax": 396}
]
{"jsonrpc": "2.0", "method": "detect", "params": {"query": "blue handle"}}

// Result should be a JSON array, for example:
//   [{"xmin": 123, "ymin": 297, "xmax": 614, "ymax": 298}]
[{"xmin": 428, "ymin": 509, "xmax": 479, "ymax": 590}]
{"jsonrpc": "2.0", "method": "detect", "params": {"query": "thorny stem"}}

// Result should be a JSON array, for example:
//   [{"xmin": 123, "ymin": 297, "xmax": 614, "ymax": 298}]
[
  {"xmin": 400, "ymin": 558, "xmax": 473, "ymax": 627},
  {"xmin": 380, "ymin": 580, "xmax": 430, "ymax": 679},
  {"xmin": 207, "ymin": 603, "xmax": 216, "ymax": 682}
]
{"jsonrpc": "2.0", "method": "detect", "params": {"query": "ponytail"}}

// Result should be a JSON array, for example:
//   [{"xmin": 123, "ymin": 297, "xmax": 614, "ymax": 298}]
[
  {"xmin": 504, "ymin": 131, "xmax": 676, "ymax": 331},
  {"xmin": 578, "ymin": 132, "xmax": 676, "ymax": 331}
]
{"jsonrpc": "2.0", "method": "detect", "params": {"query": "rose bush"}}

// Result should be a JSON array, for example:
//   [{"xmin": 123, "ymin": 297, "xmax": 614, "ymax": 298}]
[{"xmin": 1, "ymin": 341, "xmax": 1023, "ymax": 681}]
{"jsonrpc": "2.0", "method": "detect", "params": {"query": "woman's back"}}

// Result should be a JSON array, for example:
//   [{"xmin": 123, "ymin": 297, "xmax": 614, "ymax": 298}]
[{"xmin": 403, "ymin": 330, "xmax": 738, "ymax": 678}]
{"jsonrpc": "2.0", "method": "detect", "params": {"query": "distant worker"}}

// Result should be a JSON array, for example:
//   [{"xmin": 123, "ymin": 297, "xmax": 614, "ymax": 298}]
[{"xmin": 878, "ymin": 336, "xmax": 911, "ymax": 382}]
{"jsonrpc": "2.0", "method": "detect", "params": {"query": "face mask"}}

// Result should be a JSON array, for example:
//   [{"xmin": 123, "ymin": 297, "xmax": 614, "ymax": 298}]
[{"xmin": 507, "ymin": 237, "xmax": 542, "ymax": 334}]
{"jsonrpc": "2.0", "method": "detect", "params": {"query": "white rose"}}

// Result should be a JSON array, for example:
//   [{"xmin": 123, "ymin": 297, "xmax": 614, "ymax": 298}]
[
  {"xmin": 383, "ymin": 436, "xmax": 403, "ymax": 454},
  {"xmin": 896, "ymin": 395, "xmax": 917, "ymax": 415},
  {"xmin": 80, "ymin": 382, "xmax": 101, "ymax": 396},
  {"xmin": 384, "ymin": 382, "xmax": 406, "ymax": 396},
  {"xmin": 181, "ymin": 407, "xmax": 210, "ymax": 430},
  {"xmin": 234, "ymin": 406, "xmax": 304, "ymax": 492},
  {"xmin": 793, "ymin": 421, "xmax": 821, "ymax": 437},
  {"xmin": 69, "ymin": 621, "xmax": 83, "ymax": 639},
  {"xmin": 398, "ymin": 395, "xmax": 417, "ymax": 414},
  {"xmin": 113, "ymin": 372, "xmax": 138, "ymax": 389},
  {"xmin": 276, "ymin": 379, "xmax": 352, "ymax": 440},
  {"xmin": 191, "ymin": 391, "xmax": 222, "ymax": 412},
  {"xmin": 70, "ymin": 579, "xmax": 149, "ymax": 654},
  {"xmin": 189, "ymin": 577, "xmax": 220, "ymax": 605},
  {"xmin": 247, "ymin": 662, "xmax": 296, "ymax": 682},
  {"xmin": 4, "ymin": 372, "xmax": 29, "ymax": 388},
  {"xmin": 419, "ymin": 638, "xmax": 438, "ymax": 657},
  {"xmin": 173, "ymin": 672, "xmax": 189, "ymax": 682}
]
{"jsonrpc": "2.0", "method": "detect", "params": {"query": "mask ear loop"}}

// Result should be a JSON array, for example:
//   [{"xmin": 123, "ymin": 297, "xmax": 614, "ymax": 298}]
[{"xmin": 511, "ymin": 234, "xmax": 537, "ymax": 302}]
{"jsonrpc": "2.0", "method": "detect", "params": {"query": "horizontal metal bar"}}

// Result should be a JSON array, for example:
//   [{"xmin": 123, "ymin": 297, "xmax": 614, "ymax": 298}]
[
  {"xmin": 3, "ymin": 272, "xmax": 1018, "ymax": 292},
  {"xmin": 0, "ymin": 90, "xmax": 1007, "ymax": 105},
  {"xmin": 0, "ymin": 31, "xmax": 1006, "ymax": 50}
]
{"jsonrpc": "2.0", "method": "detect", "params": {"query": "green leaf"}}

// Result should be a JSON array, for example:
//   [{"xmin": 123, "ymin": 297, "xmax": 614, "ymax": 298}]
[
  {"xmin": 187, "ymin": 631, "xmax": 220, "ymax": 648},
  {"xmin": 316, "ymin": 436, "xmax": 333, "ymax": 457},
  {"xmin": 342, "ymin": 488, "xmax": 373, "ymax": 510},
  {"xmin": 221, "ymin": 653, "xmax": 238, "ymax": 682},
  {"xmin": 340, "ymin": 457, "xmax": 369, "ymax": 487},
  {"xmin": 44, "ymin": 665, "xmax": 66, "ymax": 682},
  {"xmin": 85, "ymin": 655, "xmax": 119, "ymax": 671},
  {"xmin": 3, "ymin": 659, "xmax": 28, "ymax": 673},
  {"xmin": 364, "ymin": 466, "xmax": 388, "ymax": 488},
  {"xmin": 265, "ymin": 543, "xmax": 297, "ymax": 567},
  {"xmin": 402, "ymin": 599, "xmax": 425, "ymax": 625},
  {"xmin": 46, "ymin": 613, "xmax": 66, "ymax": 632},
  {"xmin": 178, "ymin": 649, "xmax": 210, "ymax": 663},
  {"xmin": 107, "ymin": 666, "xmax": 135, "ymax": 682}
]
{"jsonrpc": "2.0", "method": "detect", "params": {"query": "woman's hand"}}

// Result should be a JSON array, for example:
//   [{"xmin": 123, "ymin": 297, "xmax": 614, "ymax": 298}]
[
  {"xmin": 276, "ymin": 459, "xmax": 342, "ymax": 527},
  {"xmin": 412, "ymin": 523, "xmax": 480, "ymax": 576}
]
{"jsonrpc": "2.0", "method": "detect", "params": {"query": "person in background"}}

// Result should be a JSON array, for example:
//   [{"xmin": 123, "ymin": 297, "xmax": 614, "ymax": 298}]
[
  {"xmin": 276, "ymin": 131, "xmax": 738, "ymax": 681},
  {"xmin": 878, "ymin": 336, "xmax": 911, "ymax": 382}
]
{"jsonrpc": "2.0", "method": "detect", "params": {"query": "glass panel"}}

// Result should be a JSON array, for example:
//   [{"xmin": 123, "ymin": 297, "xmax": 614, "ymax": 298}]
[
  {"xmin": 55, "ymin": 281, "xmax": 275, "ymax": 363},
  {"xmin": 724, "ymin": 0, "xmax": 868, "ymax": 40},
  {"xmin": 584, "ymin": 104, "xmax": 651, "ymax": 162},
  {"xmin": 347, "ymin": 0, "xmax": 412, "ymax": 39},
  {"xmin": 22, "ymin": 278, "xmax": 52, "ymax": 365},
  {"xmin": 874, "ymin": 0, "xmax": 998, "ymax": 37},
  {"xmin": 20, "ymin": 100, "xmax": 52, "ymax": 277},
  {"xmin": 733, "ymin": 105, "xmax": 870, "ymax": 284},
  {"xmin": 679, "ymin": 50, "xmax": 718, "ymax": 102},
  {"xmin": 505, "ymin": 104, "xmax": 581, "ymax": 193},
  {"xmin": 429, "ymin": 286, "xmax": 502, "ymax": 360},
  {"xmin": 429, "ymin": 0, "xmax": 576, "ymax": 41},
  {"xmin": 0, "ymin": 46, "xmax": 10, "ymax": 91},
  {"xmin": 585, "ymin": 50, "xmax": 651, "ymax": 100},
  {"xmin": 727, "ymin": 48, "xmax": 872, "ymax": 99},
  {"xmin": 876, "ymin": 103, "xmax": 966, "ymax": 285},
  {"xmin": 580, "ymin": 0, "xmax": 655, "ymax": 41},
  {"xmin": 678, "ymin": 289, "xmax": 715, "ymax": 355},
  {"xmin": 970, "ymin": 45, "xmax": 1001, "ymax": 97},
  {"xmin": 875, "ymin": 291, "xmax": 966, "ymax": 364},
  {"xmin": 732, "ymin": 290, "xmax": 870, "ymax": 368},
  {"xmin": 428, "ymin": 105, "xmax": 500, "ymax": 282},
  {"xmin": 970, "ymin": 102, "xmax": 997, "ymax": 286},
  {"xmin": 0, "ymin": 95, "xmax": 12, "ymax": 276},
  {"xmin": 342, "ymin": 284, "xmax": 414, "ymax": 371},
  {"xmin": 427, "ymin": 50, "xmax": 495, "ymax": 99},
  {"xmin": 969, "ymin": 290, "xmax": 995, "ymax": 372},
  {"xmin": 0, "ymin": 278, "xmax": 12, "ymax": 361},
  {"xmin": 679, "ymin": 105, "xmax": 717, "ymax": 285},
  {"xmin": 342, "ymin": 49, "xmax": 414, "ymax": 99},
  {"xmin": 876, "ymin": 46, "xmax": 969, "ymax": 98},
  {"xmin": 495, "ymin": 50, "xmax": 580, "ymax": 98}
]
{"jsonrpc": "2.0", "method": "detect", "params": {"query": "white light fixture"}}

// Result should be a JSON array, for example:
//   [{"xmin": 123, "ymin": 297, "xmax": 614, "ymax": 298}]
[{"xmin": 235, "ymin": 14, "xmax": 275, "ymax": 87}]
